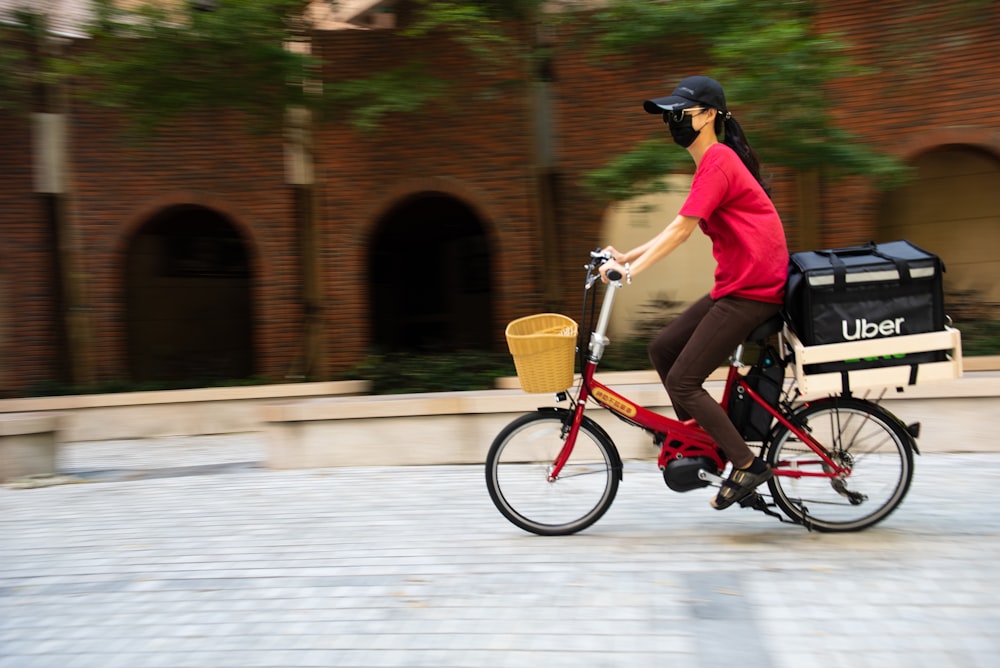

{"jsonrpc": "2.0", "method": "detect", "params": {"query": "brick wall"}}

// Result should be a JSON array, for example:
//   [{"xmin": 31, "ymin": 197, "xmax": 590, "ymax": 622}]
[
  {"xmin": 0, "ymin": 112, "xmax": 63, "ymax": 393},
  {"xmin": 315, "ymin": 28, "xmax": 547, "ymax": 362},
  {"xmin": 1, "ymin": 1, "xmax": 999, "ymax": 395},
  {"xmin": 68, "ymin": 108, "xmax": 302, "ymax": 384},
  {"xmin": 814, "ymin": 0, "xmax": 1000, "ymax": 245}
]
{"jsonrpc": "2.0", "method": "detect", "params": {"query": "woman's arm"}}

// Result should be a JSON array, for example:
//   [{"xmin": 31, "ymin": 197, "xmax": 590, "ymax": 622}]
[
  {"xmin": 601, "ymin": 214, "xmax": 700, "ymax": 282},
  {"xmin": 629, "ymin": 214, "xmax": 700, "ymax": 275}
]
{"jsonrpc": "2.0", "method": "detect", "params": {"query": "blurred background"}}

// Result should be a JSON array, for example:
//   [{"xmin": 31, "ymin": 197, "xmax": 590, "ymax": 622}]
[{"xmin": 1, "ymin": 0, "xmax": 997, "ymax": 398}]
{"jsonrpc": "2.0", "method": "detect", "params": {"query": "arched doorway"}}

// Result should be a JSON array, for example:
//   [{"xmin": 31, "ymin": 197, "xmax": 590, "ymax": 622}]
[
  {"xmin": 877, "ymin": 145, "xmax": 1000, "ymax": 311},
  {"xmin": 124, "ymin": 205, "xmax": 254, "ymax": 383},
  {"xmin": 369, "ymin": 193, "xmax": 494, "ymax": 352}
]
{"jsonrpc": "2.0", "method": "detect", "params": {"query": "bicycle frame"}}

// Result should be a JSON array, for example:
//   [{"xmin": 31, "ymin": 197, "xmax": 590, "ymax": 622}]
[{"xmin": 549, "ymin": 274, "xmax": 850, "ymax": 484}]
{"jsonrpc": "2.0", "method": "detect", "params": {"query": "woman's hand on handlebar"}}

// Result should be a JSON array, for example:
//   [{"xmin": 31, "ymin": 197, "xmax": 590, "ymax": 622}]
[
  {"xmin": 599, "ymin": 259, "xmax": 626, "ymax": 284},
  {"xmin": 592, "ymin": 246, "xmax": 630, "ymax": 283},
  {"xmin": 597, "ymin": 246, "xmax": 628, "ymax": 283}
]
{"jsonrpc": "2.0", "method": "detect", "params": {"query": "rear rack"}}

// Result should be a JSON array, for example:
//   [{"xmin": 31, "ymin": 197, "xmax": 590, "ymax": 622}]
[{"xmin": 782, "ymin": 326, "xmax": 963, "ymax": 397}]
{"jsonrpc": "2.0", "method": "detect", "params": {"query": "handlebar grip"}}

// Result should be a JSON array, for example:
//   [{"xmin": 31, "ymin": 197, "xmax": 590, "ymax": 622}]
[{"xmin": 606, "ymin": 269, "xmax": 622, "ymax": 281}]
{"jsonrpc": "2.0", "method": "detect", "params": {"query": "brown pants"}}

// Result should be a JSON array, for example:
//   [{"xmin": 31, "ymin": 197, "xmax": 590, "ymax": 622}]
[{"xmin": 648, "ymin": 294, "xmax": 781, "ymax": 467}]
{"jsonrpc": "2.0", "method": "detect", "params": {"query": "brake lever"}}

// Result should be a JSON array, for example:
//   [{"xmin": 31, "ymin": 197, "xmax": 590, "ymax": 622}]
[{"xmin": 585, "ymin": 249, "xmax": 613, "ymax": 289}]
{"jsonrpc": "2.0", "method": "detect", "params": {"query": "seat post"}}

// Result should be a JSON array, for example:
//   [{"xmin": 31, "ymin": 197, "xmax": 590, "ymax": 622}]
[{"xmin": 731, "ymin": 343, "xmax": 745, "ymax": 368}]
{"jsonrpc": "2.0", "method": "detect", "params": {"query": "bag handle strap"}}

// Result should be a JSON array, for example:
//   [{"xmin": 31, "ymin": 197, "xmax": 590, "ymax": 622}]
[{"xmin": 816, "ymin": 242, "xmax": 912, "ymax": 288}]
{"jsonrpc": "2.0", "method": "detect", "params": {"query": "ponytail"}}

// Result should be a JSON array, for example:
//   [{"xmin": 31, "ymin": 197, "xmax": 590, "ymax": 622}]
[{"xmin": 715, "ymin": 112, "xmax": 771, "ymax": 198}]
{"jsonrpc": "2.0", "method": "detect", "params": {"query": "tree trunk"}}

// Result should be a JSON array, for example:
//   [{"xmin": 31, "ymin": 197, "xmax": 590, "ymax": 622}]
[
  {"xmin": 286, "ymin": 106, "xmax": 326, "ymax": 380},
  {"xmin": 33, "ymin": 22, "xmax": 94, "ymax": 388},
  {"xmin": 526, "ymin": 19, "xmax": 561, "ymax": 311}
]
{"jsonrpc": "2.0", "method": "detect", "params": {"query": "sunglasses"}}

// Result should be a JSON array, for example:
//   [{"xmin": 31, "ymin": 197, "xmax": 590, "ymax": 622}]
[{"xmin": 663, "ymin": 107, "xmax": 707, "ymax": 124}]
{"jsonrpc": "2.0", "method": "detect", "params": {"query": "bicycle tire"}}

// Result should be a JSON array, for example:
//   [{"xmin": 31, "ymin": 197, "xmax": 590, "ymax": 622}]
[
  {"xmin": 765, "ymin": 397, "xmax": 914, "ymax": 532},
  {"xmin": 485, "ymin": 410, "xmax": 621, "ymax": 536}
]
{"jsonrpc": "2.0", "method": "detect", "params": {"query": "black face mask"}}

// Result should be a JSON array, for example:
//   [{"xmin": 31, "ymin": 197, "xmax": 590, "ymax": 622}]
[{"xmin": 667, "ymin": 114, "xmax": 700, "ymax": 148}]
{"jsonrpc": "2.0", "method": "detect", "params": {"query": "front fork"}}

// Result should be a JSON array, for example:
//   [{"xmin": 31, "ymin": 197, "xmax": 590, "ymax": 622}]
[
  {"xmin": 548, "ymin": 273, "xmax": 618, "ymax": 481},
  {"xmin": 548, "ymin": 390, "xmax": 590, "ymax": 481}
]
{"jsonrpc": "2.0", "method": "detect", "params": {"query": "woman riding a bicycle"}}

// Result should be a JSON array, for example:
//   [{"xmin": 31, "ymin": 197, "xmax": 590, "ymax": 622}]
[{"xmin": 598, "ymin": 75, "xmax": 789, "ymax": 510}]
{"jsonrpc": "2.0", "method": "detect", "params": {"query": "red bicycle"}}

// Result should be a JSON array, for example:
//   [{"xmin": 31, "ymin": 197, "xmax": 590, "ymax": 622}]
[{"xmin": 486, "ymin": 251, "xmax": 919, "ymax": 535}]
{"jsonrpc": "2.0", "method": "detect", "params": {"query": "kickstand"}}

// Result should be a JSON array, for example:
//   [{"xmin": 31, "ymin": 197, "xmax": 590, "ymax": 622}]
[{"xmin": 739, "ymin": 493, "xmax": 813, "ymax": 531}]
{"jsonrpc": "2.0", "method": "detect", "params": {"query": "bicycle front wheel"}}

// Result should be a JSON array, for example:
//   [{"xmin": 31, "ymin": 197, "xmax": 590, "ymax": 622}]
[
  {"xmin": 765, "ymin": 397, "xmax": 914, "ymax": 532},
  {"xmin": 485, "ymin": 410, "xmax": 621, "ymax": 536}
]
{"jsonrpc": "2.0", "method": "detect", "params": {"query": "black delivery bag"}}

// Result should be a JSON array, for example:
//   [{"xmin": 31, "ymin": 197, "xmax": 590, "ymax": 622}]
[{"xmin": 784, "ymin": 240, "xmax": 946, "ymax": 373}]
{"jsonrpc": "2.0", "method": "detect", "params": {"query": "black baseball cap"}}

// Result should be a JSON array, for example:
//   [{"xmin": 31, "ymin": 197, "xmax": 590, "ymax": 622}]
[{"xmin": 643, "ymin": 75, "xmax": 727, "ymax": 114}]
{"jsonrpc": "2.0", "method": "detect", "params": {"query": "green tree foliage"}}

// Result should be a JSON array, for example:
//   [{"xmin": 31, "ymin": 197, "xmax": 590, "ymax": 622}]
[
  {"xmin": 375, "ymin": 0, "xmax": 912, "ymax": 199},
  {"xmin": 0, "ymin": 36, "xmax": 29, "ymax": 114},
  {"xmin": 71, "ymin": 0, "xmax": 317, "ymax": 131},
  {"xmin": 583, "ymin": 0, "xmax": 909, "ymax": 199},
  {"xmin": 326, "ymin": 61, "xmax": 450, "ymax": 132},
  {"xmin": 318, "ymin": 0, "xmax": 530, "ymax": 133},
  {"xmin": 323, "ymin": 0, "xmax": 543, "ymax": 132},
  {"xmin": 4, "ymin": 0, "xmax": 911, "ymax": 193},
  {"xmin": 0, "ymin": 9, "xmax": 51, "ymax": 113},
  {"xmin": 69, "ymin": 0, "xmax": 466, "ymax": 135}
]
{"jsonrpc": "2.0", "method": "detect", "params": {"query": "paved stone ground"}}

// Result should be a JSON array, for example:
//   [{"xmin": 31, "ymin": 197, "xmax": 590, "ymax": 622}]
[{"xmin": 2, "ymin": 434, "xmax": 999, "ymax": 667}]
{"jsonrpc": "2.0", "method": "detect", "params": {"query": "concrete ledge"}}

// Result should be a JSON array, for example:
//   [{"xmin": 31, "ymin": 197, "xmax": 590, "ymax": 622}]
[
  {"xmin": 0, "ymin": 412, "xmax": 62, "ymax": 482},
  {"xmin": 260, "ymin": 372, "xmax": 701, "ymax": 469},
  {"xmin": 262, "ymin": 370, "xmax": 1000, "ymax": 468},
  {"xmin": 494, "ymin": 368, "xmax": 724, "ymax": 390},
  {"xmin": 493, "ymin": 356, "xmax": 1000, "ymax": 390},
  {"xmin": 0, "ymin": 381, "xmax": 369, "ymax": 442},
  {"xmin": 262, "ymin": 390, "xmax": 679, "ymax": 469},
  {"xmin": 2, "ymin": 361, "xmax": 998, "ymax": 467}
]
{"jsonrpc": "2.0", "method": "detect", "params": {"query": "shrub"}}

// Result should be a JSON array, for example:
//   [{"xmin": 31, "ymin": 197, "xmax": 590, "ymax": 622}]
[{"xmin": 346, "ymin": 350, "xmax": 516, "ymax": 395}]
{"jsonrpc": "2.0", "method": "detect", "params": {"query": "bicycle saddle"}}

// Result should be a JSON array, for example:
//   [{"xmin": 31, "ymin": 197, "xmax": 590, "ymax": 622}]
[{"xmin": 745, "ymin": 314, "xmax": 785, "ymax": 343}]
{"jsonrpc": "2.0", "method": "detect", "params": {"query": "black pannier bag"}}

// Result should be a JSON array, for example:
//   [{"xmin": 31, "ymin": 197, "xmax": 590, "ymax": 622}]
[
  {"xmin": 784, "ymin": 240, "xmax": 946, "ymax": 374},
  {"xmin": 727, "ymin": 344, "xmax": 784, "ymax": 442}
]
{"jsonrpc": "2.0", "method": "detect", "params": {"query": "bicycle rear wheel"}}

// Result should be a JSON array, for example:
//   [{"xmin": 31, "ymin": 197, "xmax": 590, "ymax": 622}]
[
  {"xmin": 765, "ymin": 397, "xmax": 914, "ymax": 532},
  {"xmin": 485, "ymin": 410, "xmax": 621, "ymax": 536}
]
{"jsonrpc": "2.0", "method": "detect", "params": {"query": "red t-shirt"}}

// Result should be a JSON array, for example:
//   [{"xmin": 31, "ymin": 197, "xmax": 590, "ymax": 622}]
[{"xmin": 679, "ymin": 143, "xmax": 789, "ymax": 304}]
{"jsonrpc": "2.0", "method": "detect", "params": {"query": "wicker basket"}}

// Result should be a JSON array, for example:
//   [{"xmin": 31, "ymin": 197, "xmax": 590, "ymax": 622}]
[{"xmin": 505, "ymin": 313, "xmax": 578, "ymax": 393}]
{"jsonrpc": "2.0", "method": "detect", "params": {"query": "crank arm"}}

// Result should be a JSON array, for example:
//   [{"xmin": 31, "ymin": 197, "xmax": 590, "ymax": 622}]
[
  {"xmin": 698, "ymin": 470, "xmax": 811, "ymax": 530},
  {"xmin": 697, "ymin": 470, "xmax": 725, "ymax": 486}
]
